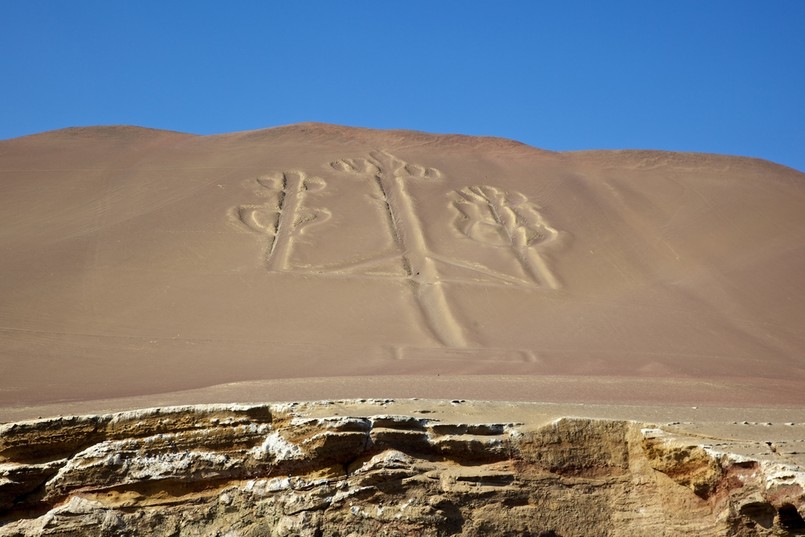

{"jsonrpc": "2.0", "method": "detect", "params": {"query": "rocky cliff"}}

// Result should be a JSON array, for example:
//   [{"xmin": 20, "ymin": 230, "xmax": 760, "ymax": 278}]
[{"xmin": 1, "ymin": 400, "xmax": 803, "ymax": 536}]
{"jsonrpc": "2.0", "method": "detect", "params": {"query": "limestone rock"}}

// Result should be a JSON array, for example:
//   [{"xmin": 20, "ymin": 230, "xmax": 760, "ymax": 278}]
[{"xmin": 0, "ymin": 401, "xmax": 803, "ymax": 536}]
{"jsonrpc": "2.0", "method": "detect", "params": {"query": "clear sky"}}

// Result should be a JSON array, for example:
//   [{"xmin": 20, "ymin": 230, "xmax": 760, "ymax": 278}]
[{"xmin": 2, "ymin": 1, "xmax": 803, "ymax": 171}]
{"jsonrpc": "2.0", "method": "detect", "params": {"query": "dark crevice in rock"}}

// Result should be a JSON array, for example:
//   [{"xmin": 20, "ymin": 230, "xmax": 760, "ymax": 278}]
[
  {"xmin": 779, "ymin": 503, "xmax": 805, "ymax": 531},
  {"xmin": 739, "ymin": 501, "xmax": 776, "ymax": 529}
]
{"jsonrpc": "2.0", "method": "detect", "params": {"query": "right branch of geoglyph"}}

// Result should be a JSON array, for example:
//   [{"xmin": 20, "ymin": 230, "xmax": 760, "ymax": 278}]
[{"xmin": 452, "ymin": 185, "xmax": 561, "ymax": 289}]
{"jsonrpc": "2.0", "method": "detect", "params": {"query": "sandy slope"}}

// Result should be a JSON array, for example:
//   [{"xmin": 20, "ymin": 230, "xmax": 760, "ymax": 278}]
[{"xmin": 1, "ymin": 123, "xmax": 804, "ymax": 416}]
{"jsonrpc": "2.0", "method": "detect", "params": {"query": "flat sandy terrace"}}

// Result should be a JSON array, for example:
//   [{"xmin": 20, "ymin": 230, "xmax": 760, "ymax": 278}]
[
  {"xmin": 1, "ymin": 373, "xmax": 803, "ymax": 425},
  {"xmin": 2, "ymin": 376, "xmax": 805, "ymax": 473}
]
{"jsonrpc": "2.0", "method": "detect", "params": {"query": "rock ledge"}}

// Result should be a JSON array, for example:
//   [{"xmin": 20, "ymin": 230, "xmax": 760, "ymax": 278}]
[{"xmin": 1, "ymin": 401, "xmax": 803, "ymax": 536}]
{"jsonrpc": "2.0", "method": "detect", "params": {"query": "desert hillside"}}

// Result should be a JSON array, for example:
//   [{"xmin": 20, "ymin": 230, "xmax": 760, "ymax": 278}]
[{"xmin": 1, "ymin": 124, "xmax": 804, "ymax": 412}]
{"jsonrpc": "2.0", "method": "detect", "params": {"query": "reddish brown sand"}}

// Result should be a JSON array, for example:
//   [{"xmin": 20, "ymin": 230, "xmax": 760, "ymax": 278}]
[{"xmin": 1, "ymin": 123, "xmax": 804, "ymax": 420}]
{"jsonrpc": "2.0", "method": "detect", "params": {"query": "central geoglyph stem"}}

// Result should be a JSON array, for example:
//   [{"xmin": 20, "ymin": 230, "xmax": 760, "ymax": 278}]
[{"xmin": 368, "ymin": 151, "xmax": 469, "ymax": 348}]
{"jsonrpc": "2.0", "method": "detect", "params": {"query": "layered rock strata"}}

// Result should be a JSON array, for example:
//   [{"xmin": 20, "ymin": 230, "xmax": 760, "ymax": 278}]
[{"xmin": 0, "ymin": 401, "xmax": 803, "ymax": 536}]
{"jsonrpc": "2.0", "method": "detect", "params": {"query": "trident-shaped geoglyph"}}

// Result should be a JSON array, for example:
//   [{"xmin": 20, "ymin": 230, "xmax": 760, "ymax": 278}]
[{"xmin": 236, "ymin": 151, "xmax": 562, "ymax": 348}]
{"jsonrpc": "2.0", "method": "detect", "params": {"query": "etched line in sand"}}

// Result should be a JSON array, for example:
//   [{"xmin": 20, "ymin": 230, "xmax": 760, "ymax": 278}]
[
  {"xmin": 331, "ymin": 151, "xmax": 469, "ymax": 348},
  {"xmin": 451, "ymin": 185, "xmax": 562, "ymax": 289},
  {"xmin": 235, "ymin": 171, "xmax": 330, "ymax": 270},
  {"xmin": 391, "ymin": 346, "xmax": 538, "ymax": 363}
]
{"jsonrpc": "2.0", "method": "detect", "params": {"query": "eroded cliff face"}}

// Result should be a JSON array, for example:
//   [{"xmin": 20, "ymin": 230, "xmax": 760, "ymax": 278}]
[{"xmin": 0, "ymin": 401, "xmax": 803, "ymax": 536}]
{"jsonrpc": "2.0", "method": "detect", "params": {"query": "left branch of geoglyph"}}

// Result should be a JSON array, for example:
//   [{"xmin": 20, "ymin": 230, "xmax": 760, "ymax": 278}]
[{"xmin": 235, "ymin": 171, "xmax": 329, "ymax": 271}]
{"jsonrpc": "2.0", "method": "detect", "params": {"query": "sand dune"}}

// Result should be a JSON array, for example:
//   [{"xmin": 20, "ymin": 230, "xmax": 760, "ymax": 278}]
[{"xmin": 1, "ymin": 123, "xmax": 804, "ymax": 414}]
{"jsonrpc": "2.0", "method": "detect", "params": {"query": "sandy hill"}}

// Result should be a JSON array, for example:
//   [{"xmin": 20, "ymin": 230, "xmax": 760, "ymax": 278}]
[{"xmin": 1, "ymin": 123, "xmax": 804, "ymax": 415}]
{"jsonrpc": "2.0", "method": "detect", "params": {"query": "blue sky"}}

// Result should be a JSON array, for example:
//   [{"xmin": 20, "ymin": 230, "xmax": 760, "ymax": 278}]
[{"xmin": 2, "ymin": 2, "xmax": 803, "ymax": 171}]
